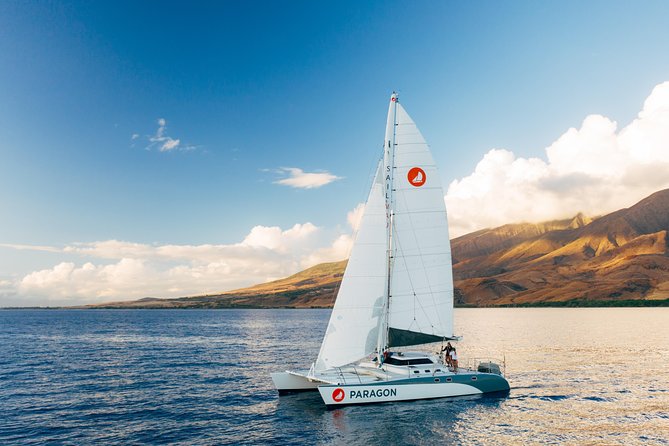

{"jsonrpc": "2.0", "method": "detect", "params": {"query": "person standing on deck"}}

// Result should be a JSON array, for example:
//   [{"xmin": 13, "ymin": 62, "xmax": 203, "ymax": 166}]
[
  {"xmin": 441, "ymin": 342, "xmax": 453, "ymax": 366},
  {"xmin": 450, "ymin": 348, "xmax": 459, "ymax": 372}
]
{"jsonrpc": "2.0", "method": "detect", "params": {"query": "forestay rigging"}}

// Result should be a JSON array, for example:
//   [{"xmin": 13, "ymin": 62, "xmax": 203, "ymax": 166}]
[
  {"xmin": 314, "ymin": 93, "xmax": 454, "ymax": 372},
  {"xmin": 314, "ymin": 161, "xmax": 386, "ymax": 372}
]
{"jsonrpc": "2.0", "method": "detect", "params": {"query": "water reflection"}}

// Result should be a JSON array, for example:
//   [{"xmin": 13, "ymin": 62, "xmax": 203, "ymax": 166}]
[
  {"xmin": 275, "ymin": 390, "xmax": 509, "ymax": 445},
  {"xmin": 2, "ymin": 308, "xmax": 668, "ymax": 445}
]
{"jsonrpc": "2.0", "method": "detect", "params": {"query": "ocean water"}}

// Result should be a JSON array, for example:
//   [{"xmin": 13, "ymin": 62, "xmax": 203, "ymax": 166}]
[{"xmin": 0, "ymin": 308, "xmax": 667, "ymax": 445}]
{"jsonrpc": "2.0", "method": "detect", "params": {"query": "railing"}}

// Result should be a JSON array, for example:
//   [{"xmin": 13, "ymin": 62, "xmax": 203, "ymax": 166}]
[
  {"xmin": 351, "ymin": 365, "xmax": 363, "ymax": 384},
  {"xmin": 437, "ymin": 354, "xmax": 506, "ymax": 376},
  {"xmin": 333, "ymin": 365, "xmax": 370, "ymax": 385},
  {"xmin": 332, "ymin": 354, "xmax": 507, "ymax": 386},
  {"xmin": 335, "ymin": 367, "xmax": 347, "ymax": 385}
]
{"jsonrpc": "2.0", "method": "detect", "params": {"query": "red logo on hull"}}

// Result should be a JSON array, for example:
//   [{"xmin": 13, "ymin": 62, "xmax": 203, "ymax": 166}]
[
  {"xmin": 408, "ymin": 167, "xmax": 426, "ymax": 187},
  {"xmin": 332, "ymin": 388, "xmax": 345, "ymax": 402}
]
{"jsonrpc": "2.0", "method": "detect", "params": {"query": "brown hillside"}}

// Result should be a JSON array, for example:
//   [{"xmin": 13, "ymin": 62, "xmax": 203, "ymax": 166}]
[
  {"xmin": 89, "ymin": 189, "xmax": 669, "ymax": 308},
  {"xmin": 89, "ymin": 260, "xmax": 347, "ymax": 309},
  {"xmin": 206, "ymin": 260, "xmax": 346, "ymax": 307},
  {"xmin": 451, "ymin": 213, "xmax": 591, "ymax": 262},
  {"xmin": 453, "ymin": 189, "xmax": 669, "ymax": 305}
]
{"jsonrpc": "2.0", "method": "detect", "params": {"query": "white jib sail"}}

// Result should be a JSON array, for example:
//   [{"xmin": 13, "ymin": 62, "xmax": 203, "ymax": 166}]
[
  {"xmin": 388, "ymin": 102, "xmax": 454, "ymax": 343},
  {"xmin": 314, "ymin": 161, "xmax": 387, "ymax": 372}
]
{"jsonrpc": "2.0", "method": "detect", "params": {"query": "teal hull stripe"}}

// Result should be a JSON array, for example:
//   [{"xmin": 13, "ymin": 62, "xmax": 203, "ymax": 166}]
[{"xmin": 321, "ymin": 373, "xmax": 510, "ymax": 393}]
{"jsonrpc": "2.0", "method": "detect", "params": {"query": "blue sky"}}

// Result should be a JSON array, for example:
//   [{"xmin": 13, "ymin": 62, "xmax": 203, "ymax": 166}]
[{"xmin": 2, "ymin": 1, "xmax": 669, "ymax": 305}]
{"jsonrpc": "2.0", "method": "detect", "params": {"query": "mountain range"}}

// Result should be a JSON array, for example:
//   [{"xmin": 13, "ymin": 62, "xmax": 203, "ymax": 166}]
[{"xmin": 89, "ymin": 189, "xmax": 669, "ymax": 308}]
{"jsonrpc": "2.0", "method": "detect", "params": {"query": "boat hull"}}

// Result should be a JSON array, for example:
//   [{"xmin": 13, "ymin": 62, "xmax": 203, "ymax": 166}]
[
  {"xmin": 270, "ymin": 371, "xmax": 323, "ymax": 394},
  {"xmin": 317, "ymin": 372, "xmax": 509, "ymax": 406}
]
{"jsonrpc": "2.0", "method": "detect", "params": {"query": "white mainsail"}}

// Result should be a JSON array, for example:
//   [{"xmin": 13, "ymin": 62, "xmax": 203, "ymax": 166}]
[
  {"xmin": 314, "ymin": 94, "xmax": 453, "ymax": 372},
  {"xmin": 387, "ymin": 102, "xmax": 454, "ymax": 346}
]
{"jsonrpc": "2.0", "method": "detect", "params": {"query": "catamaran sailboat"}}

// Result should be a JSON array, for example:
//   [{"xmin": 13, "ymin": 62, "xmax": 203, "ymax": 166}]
[{"xmin": 271, "ymin": 93, "xmax": 509, "ymax": 406}]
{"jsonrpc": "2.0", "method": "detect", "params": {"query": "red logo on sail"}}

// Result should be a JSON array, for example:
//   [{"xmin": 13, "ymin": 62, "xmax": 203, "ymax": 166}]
[
  {"xmin": 332, "ymin": 388, "xmax": 345, "ymax": 402},
  {"xmin": 408, "ymin": 167, "xmax": 426, "ymax": 187}
]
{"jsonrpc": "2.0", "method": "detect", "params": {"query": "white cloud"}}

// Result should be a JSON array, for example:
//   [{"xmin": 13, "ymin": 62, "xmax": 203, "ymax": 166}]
[
  {"xmin": 1, "ymin": 198, "xmax": 372, "ymax": 305},
  {"xmin": 301, "ymin": 202, "xmax": 364, "ymax": 267},
  {"xmin": 160, "ymin": 138, "xmax": 180, "ymax": 152},
  {"xmin": 19, "ymin": 259, "xmax": 149, "ymax": 300},
  {"xmin": 300, "ymin": 234, "xmax": 352, "ymax": 268},
  {"xmin": 13, "ymin": 82, "xmax": 669, "ymax": 305},
  {"xmin": 274, "ymin": 167, "xmax": 342, "ymax": 189},
  {"xmin": 133, "ymin": 118, "xmax": 193, "ymax": 152},
  {"xmin": 446, "ymin": 81, "xmax": 669, "ymax": 237},
  {"xmin": 4, "ymin": 218, "xmax": 354, "ymax": 304},
  {"xmin": 240, "ymin": 223, "xmax": 319, "ymax": 252},
  {"xmin": 0, "ymin": 243, "xmax": 62, "ymax": 253},
  {"xmin": 347, "ymin": 203, "xmax": 365, "ymax": 231},
  {"xmin": 0, "ymin": 279, "xmax": 14, "ymax": 294}
]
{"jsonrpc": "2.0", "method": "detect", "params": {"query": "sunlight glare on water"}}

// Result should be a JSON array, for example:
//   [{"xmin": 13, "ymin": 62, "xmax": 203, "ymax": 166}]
[{"xmin": 0, "ymin": 308, "xmax": 667, "ymax": 445}]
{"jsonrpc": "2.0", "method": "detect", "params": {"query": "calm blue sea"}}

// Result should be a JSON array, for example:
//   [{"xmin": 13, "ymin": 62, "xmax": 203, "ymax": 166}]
[{"xmin": 0, "ymin": 308, "xmax": 667, "ymax": 445}]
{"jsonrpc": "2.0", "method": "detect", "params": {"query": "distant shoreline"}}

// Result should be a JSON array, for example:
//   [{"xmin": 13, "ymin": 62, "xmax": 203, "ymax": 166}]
[
  {"xmin": 3, "ymin": 299, "xmax": 669, "ymax": 310},
  {"xmin": 475, "ymin": 298, "xmax": 669, "ymax": 308}
]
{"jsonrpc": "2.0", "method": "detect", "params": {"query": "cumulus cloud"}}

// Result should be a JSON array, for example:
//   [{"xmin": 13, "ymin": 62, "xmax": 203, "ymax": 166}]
[
  {"xmin": 300, "ymin": 234, "xmax": 353, "ymax": 269},
  {"xmin": 240, "ymin": 223, "xmax": 319, "ymax": 251},
  {"xmin": 4, "ymin": 216, "xmax": 359, "ymax": 304},
  {"xmin": 12, "ymin": 82, "xmax": 669, "ymax": 305},
  {"xmin": 274, "ymin": 167, "xmax": 342, "ymax": 189},
  {"xmin": 446, "ymin": 81, "xmax": 669, "ymax": 237},
  {"xmin": 347, "ymin": 203, "xmax": 365, "ymax": 231},
  {"xmin": 301, "ymin": 203, "xmax": 366, "ymax": 267},
  {"xmin": 19, "ymin": 259, "xmax": 149, "ymax": 300}
]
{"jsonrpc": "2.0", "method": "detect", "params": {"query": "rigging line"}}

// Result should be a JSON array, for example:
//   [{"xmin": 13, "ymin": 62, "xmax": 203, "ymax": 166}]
[
  {"xmin": 389, "ymin": 228, "xmax": 418, "ymax": 333},
  {"xmin": 393, "ymin": 209, "xmax": 445, "ymax": 216},
  {"xmin": 394, "ymin": 185, "xmax": 446, "ymax": 334},
  {"xmin": 391, "ymin": 195, "xmax": 438, "ymax": 334},
  {"xmin": 392, "ymin": 112, "xmax": 443, "ymax": 335},
  {"xmin": 409, "ymin": 190, "xmax": 449, "ymax": 332},
  {"xmin": 327, "ymin": 157, "xmax": 384, "ymax": 309},
  {"xmin": 384, "ymin": 94, "xmax": 399, "ymax": 347},
  {"xmin": 393, "ymin": 105, "xmax": 450, "ymax": 335},
  {"xmin": 389, "ymin": 100, "xmax": 447, "ymax": 340},
  {"xmin": 399, "ymin": 160, "xmax": 449, "ymax": 333},
  {"xmin": 362, "ymin": 154, "xmax": 384, "ymax": 202}
]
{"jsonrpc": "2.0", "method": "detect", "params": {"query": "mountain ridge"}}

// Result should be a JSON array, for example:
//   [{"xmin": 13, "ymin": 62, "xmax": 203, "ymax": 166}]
[{"xmin": 87, "ymin": 189, "xmax": 669, "ymax": 309}]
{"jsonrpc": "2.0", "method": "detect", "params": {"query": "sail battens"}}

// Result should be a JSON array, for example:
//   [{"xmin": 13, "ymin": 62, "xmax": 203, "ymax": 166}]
[
  {"xmin": 389, "ymin": 289, "xmax": 451, "ymax": 297},
  {"xmin": 388, "ymin": 102, "xmax": 454, "ymax": 341},
  {"xmin": 315, "ymin": 95, "xmax": 454, "ymax": 371},
  {"xmin": 314, "ymin": 160, "xmax": 386, "ymax": 372},
  {"xmin": 392, "ymin": 210, "xmax": 445, "ymax": 215},
  {"xmin": 392, "ymin": 187, "xmax": 444, "ymax": 192}
]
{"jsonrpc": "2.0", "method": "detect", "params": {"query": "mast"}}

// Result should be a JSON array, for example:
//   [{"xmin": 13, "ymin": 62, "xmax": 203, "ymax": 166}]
[{"xmin": 378, "ymin": 92, "xmax": 398, "ymax": 357}]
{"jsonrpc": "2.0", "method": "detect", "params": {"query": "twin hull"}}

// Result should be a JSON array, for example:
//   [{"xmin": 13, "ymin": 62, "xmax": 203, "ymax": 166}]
[{"xmin": 273, "ymin": 371, "xmax": 510, "ymax": 406}]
